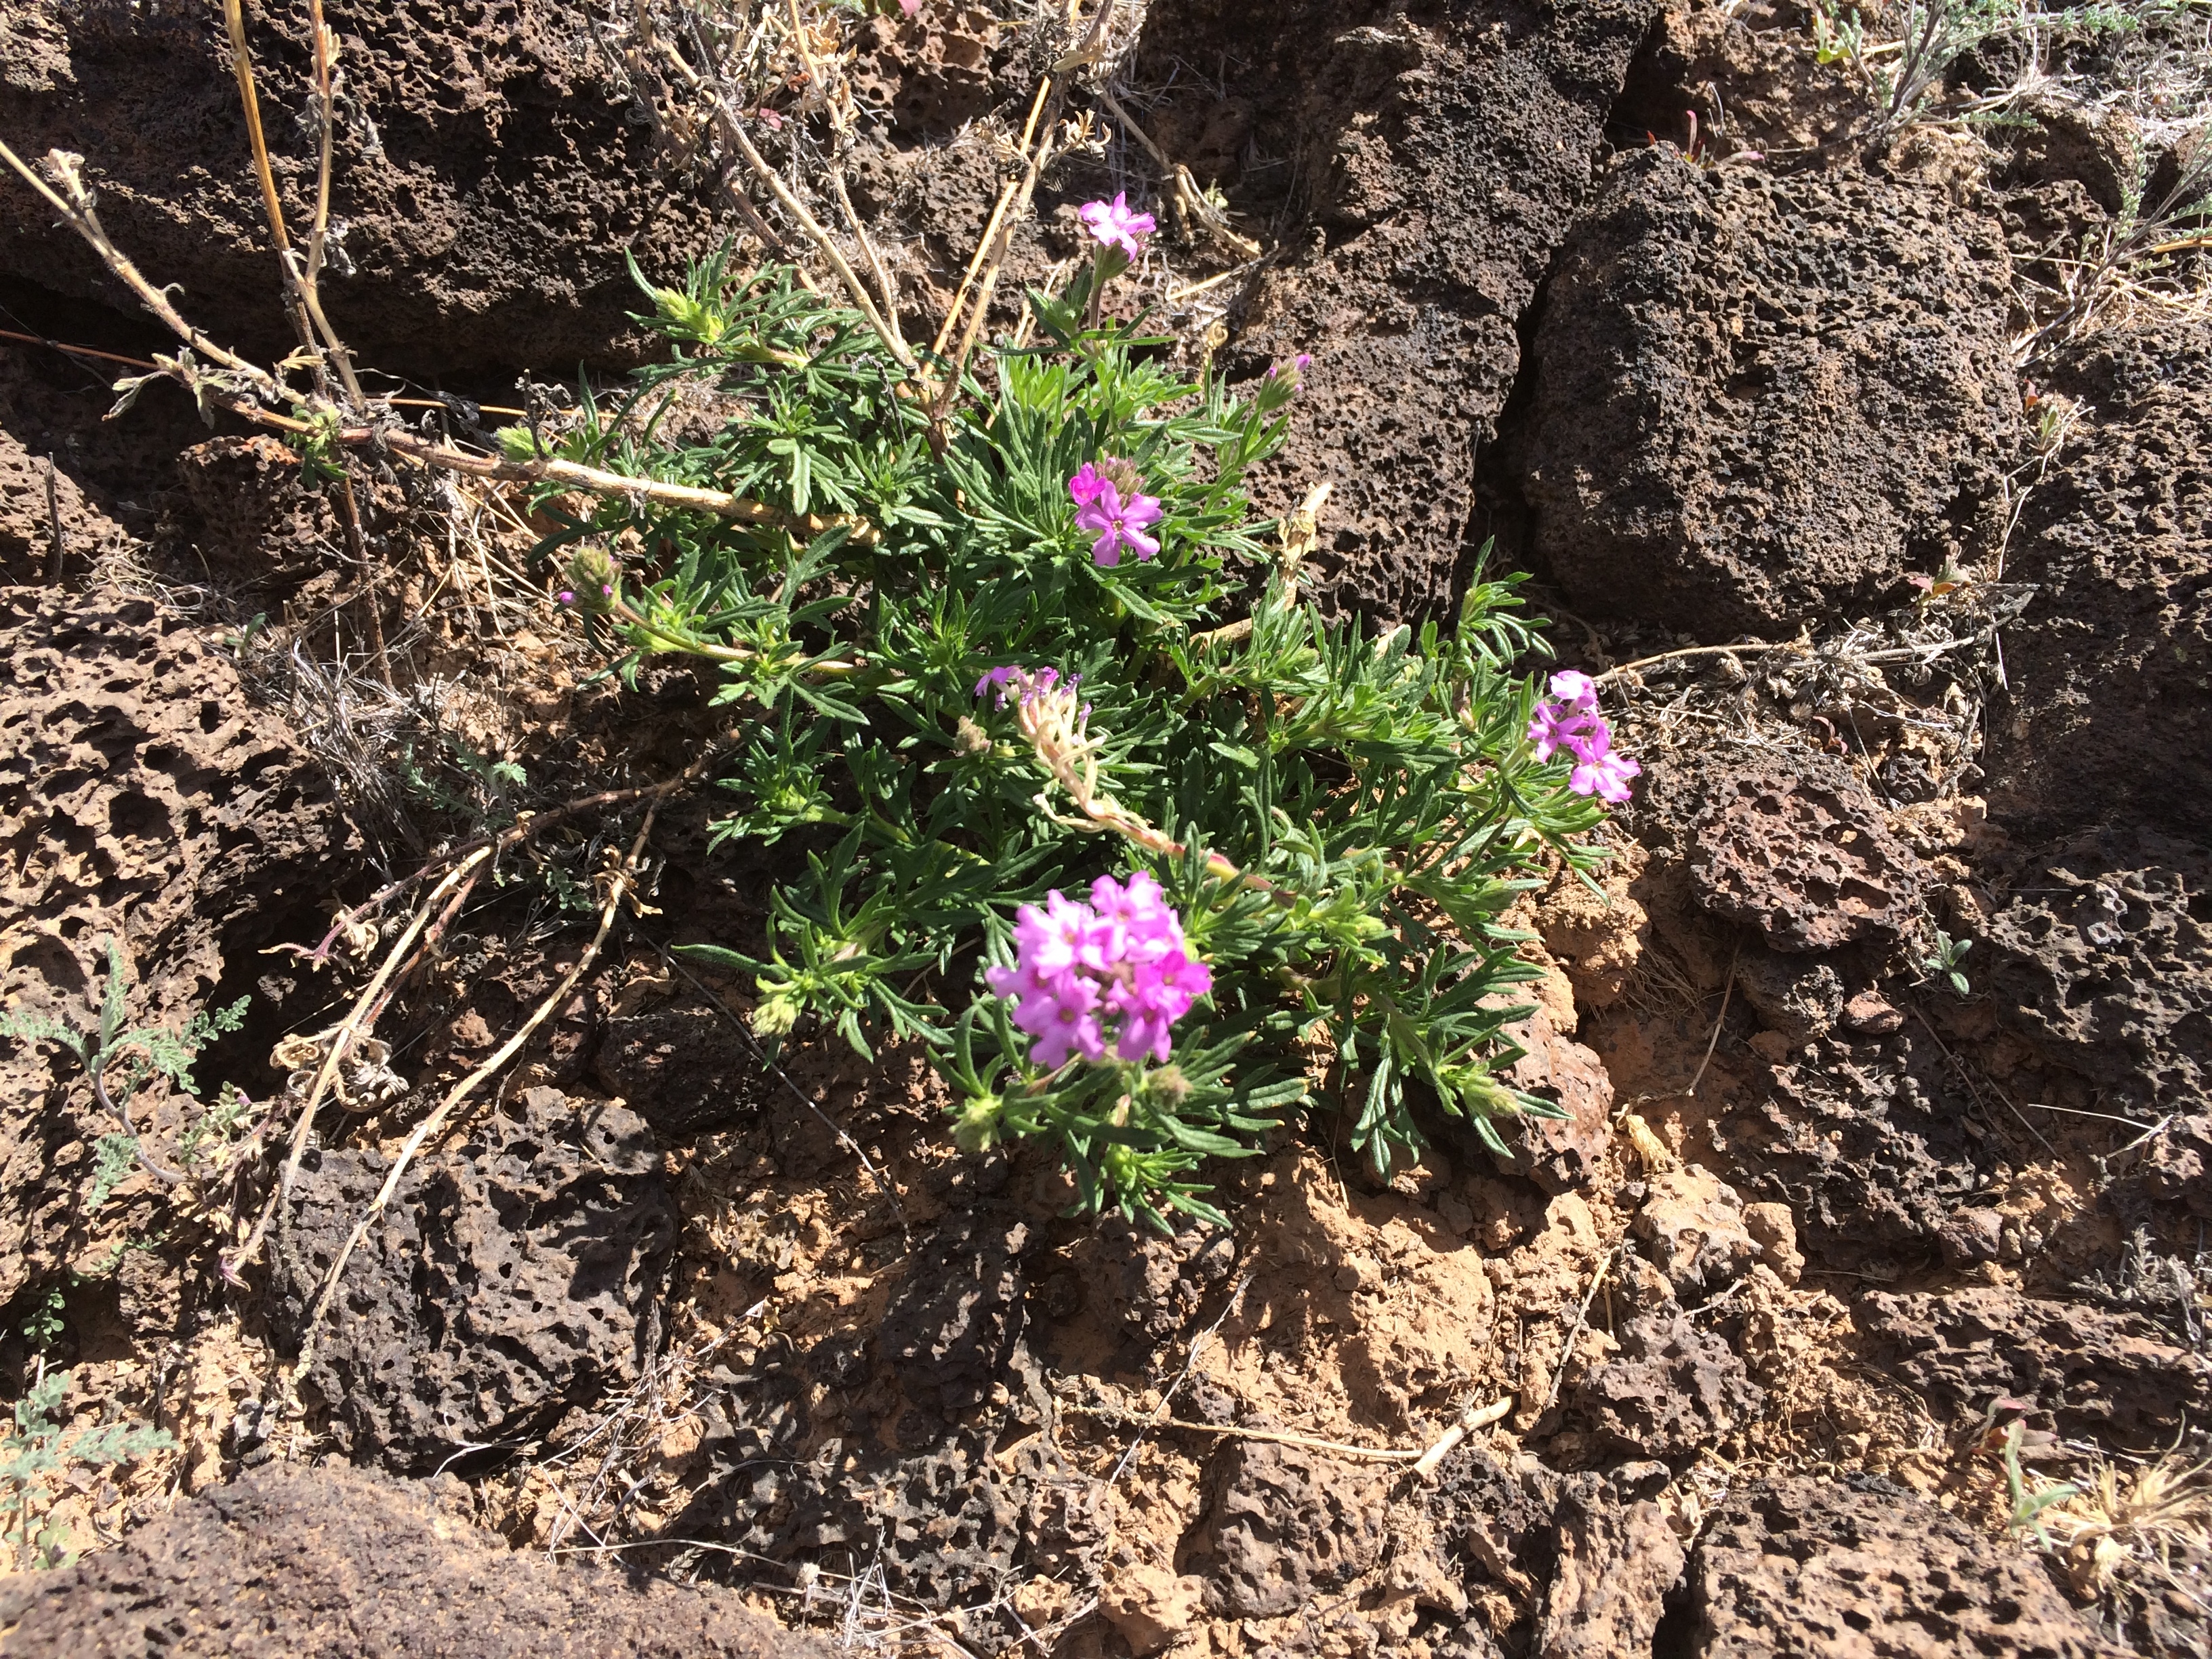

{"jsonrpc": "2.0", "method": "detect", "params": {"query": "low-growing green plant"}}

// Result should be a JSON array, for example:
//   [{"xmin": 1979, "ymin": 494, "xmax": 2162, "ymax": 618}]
[
  {"xmin": 519, "ymin": 229, "xmax": 1636, "ymax": 1226},
  {"xmin": 0, "ymin": 1366, "xmax": 172, "ymax": 1571},
  {"xmin": 0, "ymin": 937, "xmax": 248, "ymax": 1210},
  {"xmin": 1921, "ymin": 927, "xmax": 1973, "ymax": 997}
]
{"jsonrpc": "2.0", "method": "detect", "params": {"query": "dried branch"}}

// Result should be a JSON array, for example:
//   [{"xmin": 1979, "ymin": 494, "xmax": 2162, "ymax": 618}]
[{"xmin": 291, "ymin": 811, "xmax": 659, "ymax": 1373}]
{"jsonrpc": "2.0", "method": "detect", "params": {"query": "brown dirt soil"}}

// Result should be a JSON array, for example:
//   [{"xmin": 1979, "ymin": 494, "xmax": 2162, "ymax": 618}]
[{"xmin": 3, "ymin": 1, "xmax": 2211, "ymax": 1656}]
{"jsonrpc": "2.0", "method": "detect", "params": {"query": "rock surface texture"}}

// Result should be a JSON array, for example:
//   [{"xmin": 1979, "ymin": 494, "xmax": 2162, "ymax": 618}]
[
  {"xmin": 1524, "ymin": 150, "xmax": 2018, "ymax": 638},
  {"xmin": 0, "ymin": 0, "xmax": 716, "ymax": 373},
  {"xmin": 1983, "ymin": 319, "xmax": 2212, "ymax": 844},
  {"xmin": 1856, "ymin": 1285, "xmax": 2212, "ymax": 1443},
  {"xmin": 1662, "ymin": 747, "xmax": 1926, "ymax": 950},
  {"xmin": 1684, "ymin": 1476, "xmax": 2125, "ymax": 1657},
  {"xmin": 1984, "ymin": 826, "xmax": 2212, "ymax": 1116},
  {"xmin": 272, "ymin": 1086, "xmax": 677, "ymax": 1471},
  {"xmin": 1136, "ymin": 0, "xmax": 1661, "ymax": 619},
  {"xmin": 0, "ymin": 588, "xmax": 349, "ymax": 1301},
  {"xmin": 0, "ymin": 1460, "xmax": 821, "ymax": 1658}
]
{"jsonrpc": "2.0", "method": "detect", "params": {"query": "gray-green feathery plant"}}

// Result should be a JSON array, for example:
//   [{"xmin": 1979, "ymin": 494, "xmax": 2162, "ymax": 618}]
[
  {"xmin": 512, "ymin": 223, "xmax": 1637, "ymax": 1226},
  {"xmin": 0, "ymin": 1369, "xmax": 171, "ymax": 1570},
  {"xmin": 0, "ymin": 938, "xmax": 247, "ymax": 1209}
]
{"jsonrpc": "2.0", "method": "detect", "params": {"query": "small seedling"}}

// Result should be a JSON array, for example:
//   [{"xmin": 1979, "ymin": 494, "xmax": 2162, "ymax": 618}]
[{"xmin": 1921, "ymin": 928, "xmax": 1973, "ymax": 997}]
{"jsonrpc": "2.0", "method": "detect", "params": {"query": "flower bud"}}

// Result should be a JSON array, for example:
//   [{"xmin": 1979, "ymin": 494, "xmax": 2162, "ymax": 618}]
[
  {"xmin": 1145, "ymin": 1064, "xmax": 1192, "ymax": 1107},
  {"xmin": 951, "ymin": 1094, "xmax": 1004, "ymax": 1154},
  {"xmin": 564, "ymin": 546, "xmax": 620, "ymax": 613}
]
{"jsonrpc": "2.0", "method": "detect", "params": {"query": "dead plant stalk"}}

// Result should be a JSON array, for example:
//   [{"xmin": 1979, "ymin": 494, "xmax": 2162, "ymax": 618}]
[{"xmin": 291, "ymin": 810, "xmax": 659, "ymax": 1374}]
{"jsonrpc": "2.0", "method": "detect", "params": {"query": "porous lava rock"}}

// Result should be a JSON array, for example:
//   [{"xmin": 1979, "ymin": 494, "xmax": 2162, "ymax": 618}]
[
  {"xmin": 0, "ymin": 1460, "xmax": 821, "ymax": 1658},
  {"xmin": 1523, "ymin": 148, "xmax": 2018, "ymax": 640},
  {"xmin": 1668, "ymin": 747, "xmax": 1925, "ymax": 950},
  {"xmin": 1726, "ymin": 1029, "xmax": 1995, "ymax": 1270},
  {"xmin": 2124, "ymin": 1113, "xmax": 2212, "ymax": 1219},
  {"xmin": 594, "ymin": 999, "xmax": 764, "ymax": 1139},
  {"xmin": 0, "ymin": 424, "xmax": 132, "ymax": 581},
  {"xmin": 1683, "ymin": 1475, "xmax": 2126, "ymax": 1658},
  {"xmin": 878, "ymin": 1212, "xmax": 1031, "ymax": 1417},
  {"xmin": 272, "ymin": 1085, "xmax": 676, "ymax": 1471},
  {"xmin": 1983, "ymin": 827, "xmax": 2212, "ymax": 1115},
  {"xmin": 1855, "ymin": 1286, "xmax": 2212, "ymax": 1443},
  {"xmin": 0, "ymin": 0, "xmax": 718, "ymax": 374},
  {"xmin": 1493, "ymin": 1002, "xmax": 1617, "ymax": 1193},
  {"xmin": 1982, "ymin": 319, "xmax": 2212, "ymax": 844},
  {"xmin": 1189, "ymin": 1439, "xmax": 1391, "ymax": 1619},
  {"xmin": 1635, "ymin": 1166, "xmax": 1760, "ymax": 1294},
  {"xmin": 1534, "ymin": 1483, "xmax": 1686, "ymax": 1659},
  {"xmin": 1565, "ymin": 1307, "xmax": 1765, "ymax": 1460},
  {"xmin": 0, "ymin": 588, "xmax": 349, "ymax": 1301},
  {"xmin": 1135, "ymin": 0, "xmax": 1660, "ymax": 619}
]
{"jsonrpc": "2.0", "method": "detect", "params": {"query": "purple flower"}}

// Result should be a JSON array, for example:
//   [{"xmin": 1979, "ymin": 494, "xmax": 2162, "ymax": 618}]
[
  {"xmin": 1525, "ymin": 697, "xmax": 1599, "ymax": 762},
  {"xmin": 1068, "ymin": 462, "xmax": 1107, "ymax": 507},
  {"xmin": 1078, "ymin": 192, "xmax": 1156, "ymax": 258},
  {"xmin": 556, "ymin": 589, "xmax": 576, "ymax": 605},
  {"xmin": 1525, "ymin": 668, "xmax": 1638, "ymax": 801},
  {"xmin": 1549, "ymin": 670, "xmax": 1598, "ymax": 710},
  {"xmin": 985, "ymin": 872, "xmax": 1211, "ymax": 1069},
  {"xmin": 975, "ymin": 664, "xmax": 1065, "ymax": 709},
  {"xmin": 1076, "ymin": 480, "xmax": 1164, "ymax": 567},
  {"xmin": 1567, "ymin": 728, "xmax": 1641, "ymax": 804}
]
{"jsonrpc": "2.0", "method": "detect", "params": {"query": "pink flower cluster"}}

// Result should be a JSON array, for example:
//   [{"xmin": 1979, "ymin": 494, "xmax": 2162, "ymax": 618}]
[
  {"xmin": 986, "ymin": 872, "xmax": 1212, "ymax": 1069},
  {"xmin": 1079, "ymin": 192, "xmax": 1155, "ymax": 258},
  {"xmin": 1526, "ymin": 670, "xmax": 1641, "ymax": 804},
  {"xmin": 1070, "ymin": 461, "xmax": 1164, "ymax": 567}
]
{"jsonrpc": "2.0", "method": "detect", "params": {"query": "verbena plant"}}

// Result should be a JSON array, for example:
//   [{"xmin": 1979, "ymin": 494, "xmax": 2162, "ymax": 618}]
[{"xmin": 510, "ymin": 232, "xmax": 1631, "ymax": 1226}]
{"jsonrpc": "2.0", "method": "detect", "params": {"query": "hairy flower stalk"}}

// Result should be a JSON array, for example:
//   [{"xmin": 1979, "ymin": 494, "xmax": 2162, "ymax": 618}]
[
  {"xmin": 1078, "ymin": 192, "xmax": 1155, "ymax": 329},
  {"xmin": 981, "ymin": 665, "xmax": 1253, "ymax": 887}
]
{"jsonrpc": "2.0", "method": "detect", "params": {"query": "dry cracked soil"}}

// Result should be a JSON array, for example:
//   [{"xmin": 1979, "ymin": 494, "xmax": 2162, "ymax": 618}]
[{"xmin": 1, "ymin": 2, "xmax": 2209, "ymax": 1657}]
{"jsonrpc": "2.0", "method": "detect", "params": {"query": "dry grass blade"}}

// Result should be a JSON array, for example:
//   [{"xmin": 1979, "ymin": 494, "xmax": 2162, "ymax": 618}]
[
  {"xmin": 290, "ymin": 810, "xmax": 661, "ymax": 1374},
  {"xmin": 228, "ymin": 847, "xmax": 494, "ymax": 1277},
  {"xmin": 2032, "ymin": 1448, "xmax": 2212, "ymax": 1602}
]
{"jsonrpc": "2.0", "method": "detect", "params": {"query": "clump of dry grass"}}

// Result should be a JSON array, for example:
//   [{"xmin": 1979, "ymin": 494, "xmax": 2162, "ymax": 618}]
[{"xmin": 2026, "ymin": 1444, "xmax": 2212, "ymax": 1636}]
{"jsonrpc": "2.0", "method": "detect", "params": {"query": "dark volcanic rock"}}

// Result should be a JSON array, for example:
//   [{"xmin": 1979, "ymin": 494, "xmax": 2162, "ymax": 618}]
[
  {"xmin": 1661, "ymin": 747, "xmax": 1925, "ymax": 950},
  {"xmin": 1856, "ymin": 1286, "xmax": 2212, "ymax": 1443},
  {"xmin": 1525, "ymin": 149, "xmax": 2018, "ymax": 639},
  {"xmin": 0, "ymin": 588, "xmax": 350, "ymax": 1302},
  {"xmin": 1189, "ymin": 1439, "xmax": 1390, "ymax": 1618},
  {"xmin": 0, "ymin": 0, "xmax": 718, "ymax": 374},
  {"xmin": 1982, "ymin": 319, "xmax": 2212, "ymax": 844},
  {"xmin": 0, "ymin": 1460, "xmax": 819, "ymax": 1658},
  {"xmin": 879, "ymin": 1212, "xmax": 1031, "ymax": 1416},
  {"xmin": 1534, "ymin": 1482, "xmax": 1685, "ymax": 1659},
  {"xmin": 1685, "ymin": 1475, "xmax": 2125, "ymax": 1658},
  {"xmin": 1136, "ymin": 0, "xmax": 1660, "ymax": 619},
  {"xmin": 595, "ymin": 1000, "xmax": 764, "ymax": 1138},
  {"xmin": 272, "ymin": 1086, "xmax": 676, "ymax": 1471},
  {"xmin": 1726, "ymin": 1029, "xmax": 1996, "ymax": 1270},
  {"xmin": 1565, "ymin": 1307, "xmax": 1765, "ymax": 1460},
  {"xmin": 1983, "ymin": 827, "xmax": 2212, "ymax": 1116},
  {"xmin": 0, "ymin": 424, "xmax": 132, "ymax": 581}
]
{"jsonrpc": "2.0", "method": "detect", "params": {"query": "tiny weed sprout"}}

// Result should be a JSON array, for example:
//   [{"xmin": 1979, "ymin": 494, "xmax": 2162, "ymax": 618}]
[
  {"xmin": 523, "ymin": 211, "xmax": 1635, "ymax": 1227},
  {"xmin": 1921, "ymin": 928, "xmax": 1973, "ymax": 998},
  {"xmin": 1, "ymin": 1363, "xmax": 171, "ymax": 1571}
]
